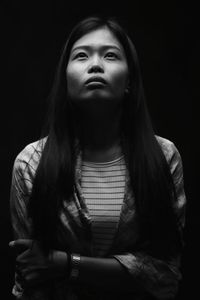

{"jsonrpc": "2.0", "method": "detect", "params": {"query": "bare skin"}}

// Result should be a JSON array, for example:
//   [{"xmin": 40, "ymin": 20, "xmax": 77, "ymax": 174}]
[
  {"xmin": 66, "ymin": 27, "xmax": 129, "ymax": 162},
  {"xmin": 73, "ymin": 103, "xmax": 123, "ymax": 162},
  {"xmin": 9, "ymin": 27, "xmax": 135, "ymax": 294}
]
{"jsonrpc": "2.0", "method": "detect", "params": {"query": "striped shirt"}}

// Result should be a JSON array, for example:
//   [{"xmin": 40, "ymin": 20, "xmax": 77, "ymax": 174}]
[
  {"xmin": 10, "ymin": 135, "xmax": 187, "ymax": 300},
  {"xmin": 81, "ymin": 155, "xmax": 126, "ymax": 257}
]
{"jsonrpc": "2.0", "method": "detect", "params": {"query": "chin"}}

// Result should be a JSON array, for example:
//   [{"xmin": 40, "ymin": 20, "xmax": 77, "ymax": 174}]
[{"xmin": 70, "ymin": 90, "xmax": 123, "ymax": 107}]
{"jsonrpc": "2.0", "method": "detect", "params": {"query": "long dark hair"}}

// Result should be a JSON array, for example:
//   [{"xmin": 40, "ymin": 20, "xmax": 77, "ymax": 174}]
[{"xmin": 29, "ymin": 16, "xmax": 182, "ymax": 258}]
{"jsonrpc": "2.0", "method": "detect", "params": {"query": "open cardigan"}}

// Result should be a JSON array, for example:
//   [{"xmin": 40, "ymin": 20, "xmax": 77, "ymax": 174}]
[{"xmin": 10, "ymin": 136, "xmax": 186, "ymax": 300}]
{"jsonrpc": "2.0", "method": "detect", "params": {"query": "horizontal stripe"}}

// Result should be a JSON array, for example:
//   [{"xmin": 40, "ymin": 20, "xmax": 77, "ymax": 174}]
[
  {"xmin": 94, "ymin": 240, "xmax": 113, "ymax": 246},
  {"xmin": 81, "ymin": 166, "xmax": 126, "ymax": 172},
  {"xmin": 91, "ymin": 216, "xmax": 119, "ymax": 222},
  {"xmin": 81, "ymin": 155, "xmax": 125, "ymax": 257},
  {"xmin": 81, "ymin": 171, "xmax": 126, "ymax": 177},
  {"xmin": 83, "ymin": 190, "xmax": 124, "ymax": 194},
  {"xmin": 87, "ymin": 205, "xmax": 122, "ymax": 210},
  {"xmin": 93, "ymin": 227, "xmax": 116, "ymax": 234},
  {"xmin": 81, "ymin": 154, "xmax": 124, "ymax": 166},
  {"xmin": 81, "ymin": 177, "xmax": 125, "ymax": 183},
  {"xmin": 94, "ymin": 244, "xmax": 111, "ymax": 249},
  {"xmin": 82, "ymin": 160, "xmax": 125, "ymax": 166},
  {"xmin": 83, "ymin": 195, "xmax": 124, "ymax": 200},
  {"xmin": 93, "ymin": 232, "xmax": 115, "ymax": 238},
  {"xmin": 81, "ymin": 181, "xmax": 125, "ymax": 188},
  {"xmin": 94, "ymin": 239, "xmax": 113, "ymax": 245},
  {"xmin": 92, "ymin": 222, "xmax": 118, "ymax": 228},
  {"xmin": 89, "ymin": 210, "xmax": 121, "ymax": 216},
  {"xmin": 85, "ymin": 199, "xmax": 124, "ymax": 205}
]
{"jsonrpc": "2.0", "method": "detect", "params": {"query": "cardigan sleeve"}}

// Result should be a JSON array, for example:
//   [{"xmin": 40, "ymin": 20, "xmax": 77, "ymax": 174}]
[
  {"xmin": 112, "ymin": 140, "xmax": 186, "ymax": 299},
  {"xmin": 10, "ymin": 143, "xmax": 49, "ymax": 300},
  {"xmin": 10, "ymin": 155, "xmax": 33, "ymax": 240},
  {"xmin": 10, "ymin": 140, "xmax": 45, "ymax": 240}
]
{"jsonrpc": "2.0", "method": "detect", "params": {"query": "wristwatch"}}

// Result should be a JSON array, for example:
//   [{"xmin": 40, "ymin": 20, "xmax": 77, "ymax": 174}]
[{"xmin": 70, "ymin": 253, "xmax": 81, "ymax": 281}]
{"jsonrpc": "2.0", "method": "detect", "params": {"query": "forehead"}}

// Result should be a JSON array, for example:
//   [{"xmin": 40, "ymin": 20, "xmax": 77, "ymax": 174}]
[{"xmin": 71, "ymin": 27, "xmax": 123, "ymax": 51}]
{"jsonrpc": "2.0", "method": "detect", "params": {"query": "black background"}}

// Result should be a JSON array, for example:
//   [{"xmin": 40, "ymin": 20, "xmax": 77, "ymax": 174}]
[{"xmin": 1, "ymin": 0, "xmax": 199, "ymax": 299}]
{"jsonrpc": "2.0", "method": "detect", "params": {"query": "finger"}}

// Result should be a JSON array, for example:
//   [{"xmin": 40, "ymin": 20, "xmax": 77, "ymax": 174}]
[
  {"xmin": 9, "ymin": 239, "xmax": 33, "ymax": 248},
  {"xmin": 9, "ymin": 239, "xmax": 33, "ymax": 254},
  {"xmin": 23, "ymin": 271, "xmax": 45, "ymax": 288},
  {"xmin": 15, "ymin": 271, "xmax": 26, "ymax": 289},
  {"xmin": 16, "ymin": 248, "xmax": 31, "ymax": 264}
]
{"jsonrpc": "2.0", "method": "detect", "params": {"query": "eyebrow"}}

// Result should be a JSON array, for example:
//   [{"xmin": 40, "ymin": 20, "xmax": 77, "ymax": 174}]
[{"xmin": 71, "ymin": 45, "xmax": 122, "ymax": 53}]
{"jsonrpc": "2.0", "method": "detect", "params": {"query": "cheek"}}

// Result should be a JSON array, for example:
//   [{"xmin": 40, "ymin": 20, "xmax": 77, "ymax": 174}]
[
  {"xmin": 110, "ymin": 67, "xmax": 129, "ymax": 92},
  {"xmin": 66, "ymin": 65, "xmax": 82, "ymax": 94}
]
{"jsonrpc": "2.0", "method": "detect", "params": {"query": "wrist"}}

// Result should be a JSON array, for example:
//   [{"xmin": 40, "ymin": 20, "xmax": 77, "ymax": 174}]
[
  {"xmin": 69, "ymin": 253, "xmax": 81, "ymax": 282},
  {"xmin": 50, "ymin": 251, "xmax": 69, "ymax": 277}
]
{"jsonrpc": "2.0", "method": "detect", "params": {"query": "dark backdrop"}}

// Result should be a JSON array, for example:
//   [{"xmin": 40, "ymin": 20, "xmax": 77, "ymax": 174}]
[{"xmin": 1, "ymin": 1, "xmax": 199, "ymax": 299}]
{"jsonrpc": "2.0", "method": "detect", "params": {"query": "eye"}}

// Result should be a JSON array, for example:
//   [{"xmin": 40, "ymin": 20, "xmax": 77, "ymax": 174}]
[
  {"xmin": 74, "ymin": 52, "xmax": 88, "ymax": 60},
  {"xmin": 105, "ymin": 52, "xmax": 119, "ymax": 59}
]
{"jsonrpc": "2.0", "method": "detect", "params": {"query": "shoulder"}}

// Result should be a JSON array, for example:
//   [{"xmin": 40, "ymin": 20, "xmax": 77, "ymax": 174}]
[
  {"xmin": 155, "ymin": 135, "xmax": 181, "ymax": 164},
  {"xmin": 13, "ymin": 137, "xmax": 47, "ymax": 177},
  {"xmin": 155, "ymin": 135, "xmax": 184, "ymax": 180},
  {"xmin": 155, "ymin": 137, "xmax": 186, "ymax": 227}
]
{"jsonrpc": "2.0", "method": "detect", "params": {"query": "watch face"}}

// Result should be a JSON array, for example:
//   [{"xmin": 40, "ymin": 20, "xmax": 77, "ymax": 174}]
[{"xmin": 70, "ymin": 254, "xmax": 81, "ymax": 280}]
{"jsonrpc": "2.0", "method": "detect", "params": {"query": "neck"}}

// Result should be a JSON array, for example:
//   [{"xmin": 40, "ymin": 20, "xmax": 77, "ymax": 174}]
[{"xmin": 73, "ymin": 101, "xmax": 123, "ymax": 162}]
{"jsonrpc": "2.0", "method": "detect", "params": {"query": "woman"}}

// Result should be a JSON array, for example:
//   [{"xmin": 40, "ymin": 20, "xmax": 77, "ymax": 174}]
[{"xmin": 9, "ymin": 16, "xmax": 186, "ymax": 300}]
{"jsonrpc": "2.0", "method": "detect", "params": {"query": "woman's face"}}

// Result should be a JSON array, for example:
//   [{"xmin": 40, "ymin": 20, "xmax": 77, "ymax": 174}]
[{"xmin": 66, "ymin": 27, "xmax": 129, "ymax": 105}]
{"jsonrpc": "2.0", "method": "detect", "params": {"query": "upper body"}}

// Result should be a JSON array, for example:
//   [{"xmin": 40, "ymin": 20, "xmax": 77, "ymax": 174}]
[
  {"xmin": 10, "ymin": 15, "xmax": 187, "ymax": 300},
  {"xmin": 10, "ymin": 135, "xmax": 186, "ymax": 300}
]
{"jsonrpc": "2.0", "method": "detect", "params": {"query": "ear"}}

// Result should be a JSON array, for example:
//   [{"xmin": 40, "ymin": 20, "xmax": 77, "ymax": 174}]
[
  {"xmin": 125, "ymin": 87, "xmax": 130, "ymax": 93},
  {"xmin": 125, "ymin": 78, "xmax": 130, "ymax": 94}
]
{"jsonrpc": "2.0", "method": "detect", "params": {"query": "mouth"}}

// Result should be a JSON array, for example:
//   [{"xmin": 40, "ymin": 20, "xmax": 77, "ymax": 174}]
[{"xmin": 85, "ymin": 77, "xmax": 107, "ymax": 86}]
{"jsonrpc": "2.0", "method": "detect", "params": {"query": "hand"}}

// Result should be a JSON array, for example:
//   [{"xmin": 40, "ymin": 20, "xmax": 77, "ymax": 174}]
[{"xmin": 9, "ymin": 239, "xmax": 69, "ymax": 288}]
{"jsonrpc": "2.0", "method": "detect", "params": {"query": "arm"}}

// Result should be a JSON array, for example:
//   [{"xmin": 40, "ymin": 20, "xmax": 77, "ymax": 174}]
[
  {"xmin": 10, "ymin": 156, "xmax": 33, "ymax": 240},
  {"xmin": 10, "ymin": 141, "xmax": 46, "ymax": 240},
  {"xmin": 67, "ymin": 142, "xmax": 186, "ymax": 299},
  {"xmin": 11, "ymin": 142, "xmax": 186, "ymax": 299},
  {"xmin": 10, "ymin": 154, "xmax": 132, "ymax": 295},
  {"xmin": 108, "ymin": 141, "xmax": 186, "ymax": 299},
  {"xmin": 10, "ymin": 148, "xmax": 51, "ymax": 299},
  {"xmin": 10, "ymin": 155, "xmax": 32, "ymax": 299}
]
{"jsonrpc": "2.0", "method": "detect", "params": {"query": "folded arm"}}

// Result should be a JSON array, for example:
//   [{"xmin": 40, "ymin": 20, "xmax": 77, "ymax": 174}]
[{"xmin": 10, "ymin": 141, "xmax": 186, "ymax": 299}]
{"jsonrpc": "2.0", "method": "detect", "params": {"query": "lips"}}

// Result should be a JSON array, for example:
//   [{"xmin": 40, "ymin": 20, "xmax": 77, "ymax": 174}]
[{"xmin": 85, "ymin": 76, "xmax": 107, "ymax": 85}]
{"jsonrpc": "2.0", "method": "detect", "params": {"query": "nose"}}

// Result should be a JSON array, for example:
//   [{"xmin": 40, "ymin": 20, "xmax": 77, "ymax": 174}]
[{"xmin": 88, "ymin": 55, "xmax": 104, "ymax": 73}]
